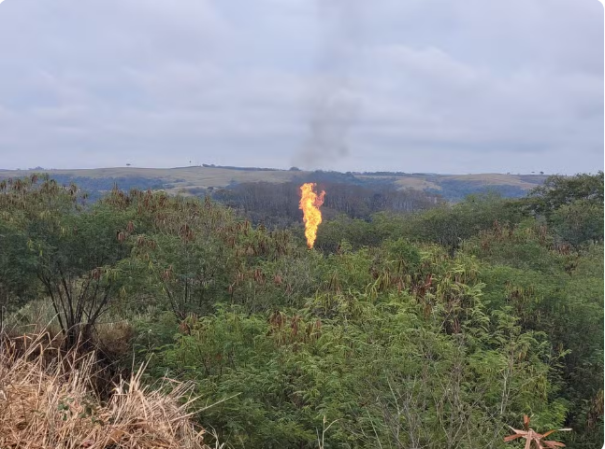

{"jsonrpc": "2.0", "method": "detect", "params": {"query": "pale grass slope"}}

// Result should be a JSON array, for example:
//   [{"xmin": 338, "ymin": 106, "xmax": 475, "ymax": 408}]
[{"xmin": 0, "ymin": 333, "xmax": 220, "ymax": 449}]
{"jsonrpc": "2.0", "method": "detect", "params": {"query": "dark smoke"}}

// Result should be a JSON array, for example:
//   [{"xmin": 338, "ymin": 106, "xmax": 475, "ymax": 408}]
[{"xmin": 293, "ymin": 0, "xmax": 364, "ymax": 169}]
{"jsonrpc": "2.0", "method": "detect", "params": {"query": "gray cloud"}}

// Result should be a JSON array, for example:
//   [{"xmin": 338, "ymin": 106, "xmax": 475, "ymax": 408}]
[{"xmin": 0, "ymin": 0, "xmax": 601, "ymax": 174}]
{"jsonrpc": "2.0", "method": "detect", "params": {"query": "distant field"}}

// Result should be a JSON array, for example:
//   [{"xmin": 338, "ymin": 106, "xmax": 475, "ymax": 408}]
[
  {"xmin": 446, "ymin": 173, "xmax": 545, "ymax": 189},
  {"xmin": 0, "ymin": 166, "xmax": 548, "ymax": 201}
]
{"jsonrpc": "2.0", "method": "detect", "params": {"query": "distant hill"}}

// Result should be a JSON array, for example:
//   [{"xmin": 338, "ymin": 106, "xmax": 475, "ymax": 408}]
[{"xmin": 0, "ymin": 165, "xmax": 548, "ymax": 202}]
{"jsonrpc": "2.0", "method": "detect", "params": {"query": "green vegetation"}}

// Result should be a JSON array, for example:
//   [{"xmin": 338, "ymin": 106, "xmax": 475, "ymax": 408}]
[{"xmin": 0, "ymin": 172, "xmax": 602, "ymax": 448}]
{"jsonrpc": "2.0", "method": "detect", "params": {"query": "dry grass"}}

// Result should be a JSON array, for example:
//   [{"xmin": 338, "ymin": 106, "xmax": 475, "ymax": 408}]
[
  {"xmin": 0, "ymin": 332, "xmax": 219, "ymax": 449},
  {"xmin": 392, "ymin": 177, "xmax": 442, "ymax": 191},
  {"xmin": 447, "ymin": 173, "xmax": 541, "ymax": 188}
]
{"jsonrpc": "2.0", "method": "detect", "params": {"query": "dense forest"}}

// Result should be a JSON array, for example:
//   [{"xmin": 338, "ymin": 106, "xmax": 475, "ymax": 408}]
[
  {"xmin": 0, "ymin": 172, "xmax": 602, "ymax": 448},
  {"xmin": 213, "ymin": 181, "xmax": 442, "ymax": 227}
]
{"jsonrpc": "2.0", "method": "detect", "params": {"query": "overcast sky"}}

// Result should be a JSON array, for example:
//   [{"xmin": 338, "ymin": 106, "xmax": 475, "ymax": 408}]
[{"xmin": 0, "ymin": 0, "xmax": 602, "ymax": 174}]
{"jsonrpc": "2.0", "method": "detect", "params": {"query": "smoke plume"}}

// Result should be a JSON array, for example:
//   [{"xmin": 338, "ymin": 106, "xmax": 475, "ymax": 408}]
[{"xmin": 293, "ymin": 0, "xmax": 363, "ymax": 169}]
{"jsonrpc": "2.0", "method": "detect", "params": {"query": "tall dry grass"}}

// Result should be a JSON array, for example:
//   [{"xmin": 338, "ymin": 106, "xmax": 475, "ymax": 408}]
[{"xmin": 0, "ymin": 332, "xmax": 220, "ymax": 449}]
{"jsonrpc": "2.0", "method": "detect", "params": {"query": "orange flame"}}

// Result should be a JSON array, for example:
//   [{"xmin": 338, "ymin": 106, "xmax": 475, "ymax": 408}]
[{"xmin": 299, "ymin": 183, "xmax": 325, "ymax": 249}]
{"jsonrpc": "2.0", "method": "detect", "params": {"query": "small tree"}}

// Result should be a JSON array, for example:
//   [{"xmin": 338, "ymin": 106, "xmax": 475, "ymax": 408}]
[
  {"xmin": 1, "ymin": 176, "xmax": 134, "ymax": 348},
  {"xmin": 527, "ymin": 172, "xmax": 604, "ymax": 217},
  {"xmin": 0, "ymin": 222, "xmax": 38, "ymax": 330},
  {"xmin": 550, "ymin": 199, "xmax": 604, "ymax": 248},
  {"xmin": 128, "ymin": 193, "xmax": 238, "ymax": 319},
  {"xmin": 32, "ymin": 207, "xmax": 133, "ymax": 348}
]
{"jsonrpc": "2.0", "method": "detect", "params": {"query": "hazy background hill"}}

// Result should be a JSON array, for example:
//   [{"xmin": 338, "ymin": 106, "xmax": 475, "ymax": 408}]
[{"xmin": 0, "ymin": 165, "xmax": 548, "ymax": 201}]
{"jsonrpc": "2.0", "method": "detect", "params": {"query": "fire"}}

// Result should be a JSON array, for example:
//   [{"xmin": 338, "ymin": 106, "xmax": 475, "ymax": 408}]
[{"xmin": 299, "ymin": 183, "xmax": 326, "ymax": 249}]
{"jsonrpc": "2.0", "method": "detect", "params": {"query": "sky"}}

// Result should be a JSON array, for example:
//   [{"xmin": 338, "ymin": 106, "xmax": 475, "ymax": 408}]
[{"xmin": 0, "ymin": 0, "xmax": 602, "ymax": 174}]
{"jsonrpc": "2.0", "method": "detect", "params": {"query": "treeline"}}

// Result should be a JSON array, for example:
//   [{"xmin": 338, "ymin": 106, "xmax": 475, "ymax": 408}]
[
  {"xmin": 313, "ymin": 173, "xmax": 603, "ymax": 253},
  {"xmin": 213, "ymin": 181, "xmax": 442, "ymax": 227},
  {"xmin": 0, "ymin": 172, "xmax": 602, "ymax": 448},
  {"xmin": 43, "ymin": 174, "xmax": 171, "ymax": 202}
]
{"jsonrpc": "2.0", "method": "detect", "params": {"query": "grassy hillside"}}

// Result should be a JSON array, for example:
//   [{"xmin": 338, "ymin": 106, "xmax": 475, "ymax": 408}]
[{"xmin": 0, "ymin": 165, "xmax": 548, "ymax": 201}]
